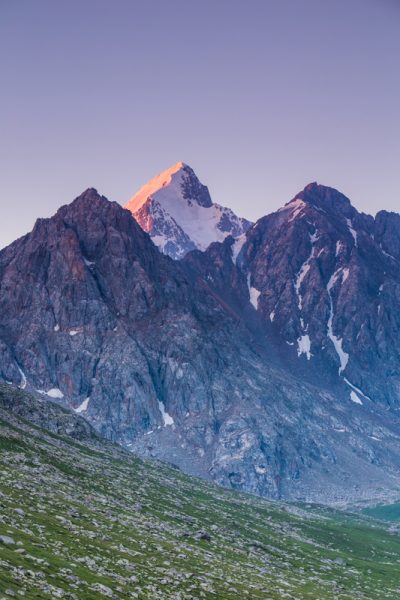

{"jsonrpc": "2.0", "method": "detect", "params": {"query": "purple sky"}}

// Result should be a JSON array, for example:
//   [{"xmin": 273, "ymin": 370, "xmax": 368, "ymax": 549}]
[{"xmin": 1, "ymin": 0, "xmax": 399, "ymax": 249}]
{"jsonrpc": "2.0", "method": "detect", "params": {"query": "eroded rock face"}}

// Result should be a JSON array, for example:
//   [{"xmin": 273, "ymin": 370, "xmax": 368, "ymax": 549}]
[{"xmin": 1, "ymin": 184, "xmax": 400, "ymax": 505}]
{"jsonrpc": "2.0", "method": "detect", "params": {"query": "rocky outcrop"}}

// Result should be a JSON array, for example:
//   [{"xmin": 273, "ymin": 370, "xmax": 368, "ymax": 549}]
[
  {"xmin": 1, "ymin": 184, "xmax": 400, "ymax": 505},
  {"xmin": 0, "ymin": 383, "xmax": 98, "ymax": 441}
]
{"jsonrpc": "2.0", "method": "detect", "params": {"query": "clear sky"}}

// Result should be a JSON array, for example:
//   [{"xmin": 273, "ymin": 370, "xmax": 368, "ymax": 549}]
[{"xmin": 1, "ymin": 0, "xmax": 399, "ymax": 249}]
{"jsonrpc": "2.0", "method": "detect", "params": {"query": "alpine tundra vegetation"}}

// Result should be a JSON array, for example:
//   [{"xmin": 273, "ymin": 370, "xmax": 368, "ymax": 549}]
[{"xmin": 1, "ymin": 384, "xmax": 400, "ymax": 599}]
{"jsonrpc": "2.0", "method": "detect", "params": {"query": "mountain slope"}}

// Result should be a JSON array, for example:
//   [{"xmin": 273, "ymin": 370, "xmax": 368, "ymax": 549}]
[
  {"xmin": 125, "ymin": 162, "xmax": 252, "ymax": 259},
  {"xmin": 1, "ymin": 186, "xmax": 400, "ymax": 504},
  {"xmin": 234, "ymin": 182, "xmax": 400, "ymax": 406},
  {"xmin": 1, "ymin": 384, "xmax": 400, "ymax": 600}
]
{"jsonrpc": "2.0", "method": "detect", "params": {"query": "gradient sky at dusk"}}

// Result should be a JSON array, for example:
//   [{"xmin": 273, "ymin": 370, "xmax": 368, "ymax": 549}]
[{"xmin": 1, "ymin": 0, "xmax": 399, "ymax": 248}]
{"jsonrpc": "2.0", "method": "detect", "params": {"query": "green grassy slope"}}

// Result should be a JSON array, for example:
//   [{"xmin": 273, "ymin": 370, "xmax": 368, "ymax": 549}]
[
  {"xmin": 362, "ymin": 503, "xmax": 400, "ymax": 523},
  {"xmin": 1, "ymin": 405, "xmax": 400, "ymax": 598}
]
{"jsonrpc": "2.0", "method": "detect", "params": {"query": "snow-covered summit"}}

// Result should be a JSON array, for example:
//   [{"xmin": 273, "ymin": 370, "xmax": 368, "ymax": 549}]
[{"xmin": 125, "ymin": 162, "xmax": 252, "ymax": 259}]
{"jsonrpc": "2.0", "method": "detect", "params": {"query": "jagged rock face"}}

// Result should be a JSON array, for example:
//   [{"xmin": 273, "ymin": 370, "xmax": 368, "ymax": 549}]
[
  {"xmin": 0, "ymin": 189, "xmax": 234, "ymax": 439},
  {"xmin": 232, "ymin": 183, "xmax": 400, "ymax": 407},
  {"xmin": 125, "ymin": 162, "xmax": 252, "ymax": 259},
  {"xmin": 1, "ymin": 185, "xmax": 400, "ymax": 505}
]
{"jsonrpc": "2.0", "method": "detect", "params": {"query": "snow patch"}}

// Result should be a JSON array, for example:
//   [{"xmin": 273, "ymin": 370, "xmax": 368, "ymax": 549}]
[
  {"xmin": 158, "ymin": 400, "xmax": 174, "ymax": 426},
  {"xmin": 284, "ymin": 199, "xmax": 306, "ymax": 222},
  {"xmin": 269, "ymin": 311, "xmax": 275, "ymax": 322},
  {"xmin": 74, "ymin": 397, "xmax": 90, "ymax": 413},
  {"xmin": 231, "ymin": 233, "xmax": 246, "ymax": 264},
  {"xmin": 297, "ymin": 334, "xmax": 311, "ymax": 360},
  {"xmin": 255, "ymin": 465, "xmax": 267, "ymax": 475},
  {"xmin": 247, "ymin": 274, "xmax": 260, "ymax": 310},
  {"xmin": 326, "ymin": 269, "xmax": 349, "ymax": 374},
  {"xmin": 83, "ymin": 257, "xmax": 95, "ymax": 267},
  {"xmin": 294, "ymin": 231, "xmax": 317, "ymax": 359},
  {"xmin": 335, "ymin": 241, "xmax": 344, "ymax": 256},
  {"xmin": 278, "ymin": 198, "xmax": 304, "ymax": 212},
  {"xmin": 151, "ymin": 232, "xmax": 171, "ymax": 253},
  {"xmin": 46, "ymin": 388, "xmax": 64, "ymax": 399},
  {"xmin": 295, "ymin": 264, "xmax": 311, "ymax": 310},
  {"xmin": 294, "ymin": 231, "xmax": 318, "ymax": 312},
  {"xmin": 69, "ymin": 330, "xmax": 79, "ymax": 336},
  {"xmin": 54, "ymin": 324, "xmax": 60, "ymax": 332},
  {"xmin": 17, "ymin": 366, "xmax": 27, "ymax": 390},
  {"xmin": 346, "ymin": 218, "xmax": 358, "ymax": 247},
  {"xmin": 350, "ymin": 391, "xmax": 363, "ymax": 405},
  {"xmin": 343, "ymin": 377, "xmax": 371, "ymax": 402}
]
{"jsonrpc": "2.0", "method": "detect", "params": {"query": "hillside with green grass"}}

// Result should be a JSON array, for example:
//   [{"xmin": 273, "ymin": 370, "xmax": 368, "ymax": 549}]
[
  {"xmin": 362, "ymin": 503, "xmax": 400, "ymax": 523},
  {"xmin": 1, "ymin": 387, "xmax": 400, "ymax": 599}
]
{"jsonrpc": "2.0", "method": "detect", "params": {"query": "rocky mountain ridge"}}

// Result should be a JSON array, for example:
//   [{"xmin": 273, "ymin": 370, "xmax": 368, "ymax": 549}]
[
  {"xmin": 1, "ymin": 182, "xmax": 400, "ymax": 505},
  {"xmin": 238, "ymin": 182, "xmax": 400, "ymax": 406}
]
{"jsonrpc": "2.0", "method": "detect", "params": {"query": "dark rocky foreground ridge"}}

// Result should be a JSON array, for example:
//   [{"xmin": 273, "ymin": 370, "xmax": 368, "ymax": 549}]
[
  {"xmin": 0, "ymin": 383, "xmax": 98, "ymax": 442},
  {"xmin": 1, "ymin": 183, "xmax": 400, "ymax": 504}
]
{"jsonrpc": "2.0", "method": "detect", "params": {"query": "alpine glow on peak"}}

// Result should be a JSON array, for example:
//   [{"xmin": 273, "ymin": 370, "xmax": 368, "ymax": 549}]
[{"xmin": 125, "ymin": 162, "xmax": 252, "ymax": 259}]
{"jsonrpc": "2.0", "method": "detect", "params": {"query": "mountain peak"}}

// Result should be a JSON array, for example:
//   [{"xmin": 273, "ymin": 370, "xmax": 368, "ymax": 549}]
[
  {"xmin": 54, "ymin": 188, "xmax": 117, "ymax": 222},
  {"xmin": 303, "ymin": 181, "xmax": 319, "ymax": 192},
  {"xmin": 125, "ymin": 163, "xmax": 252, "ymax": 259},
  {"xmin": 70, "ymin": 187, "xmax": 102, "ymax": 204},
  {"xmin": 126, "ymin": 162, "xmax": 192, "ymax": 214},
  {"xmin": 80, "ymin": 186, "xmax": 100, "ymax": 196},
  {"xmin": 284, "ymin": 182, "xmax": 353, "ymax": 217}
]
